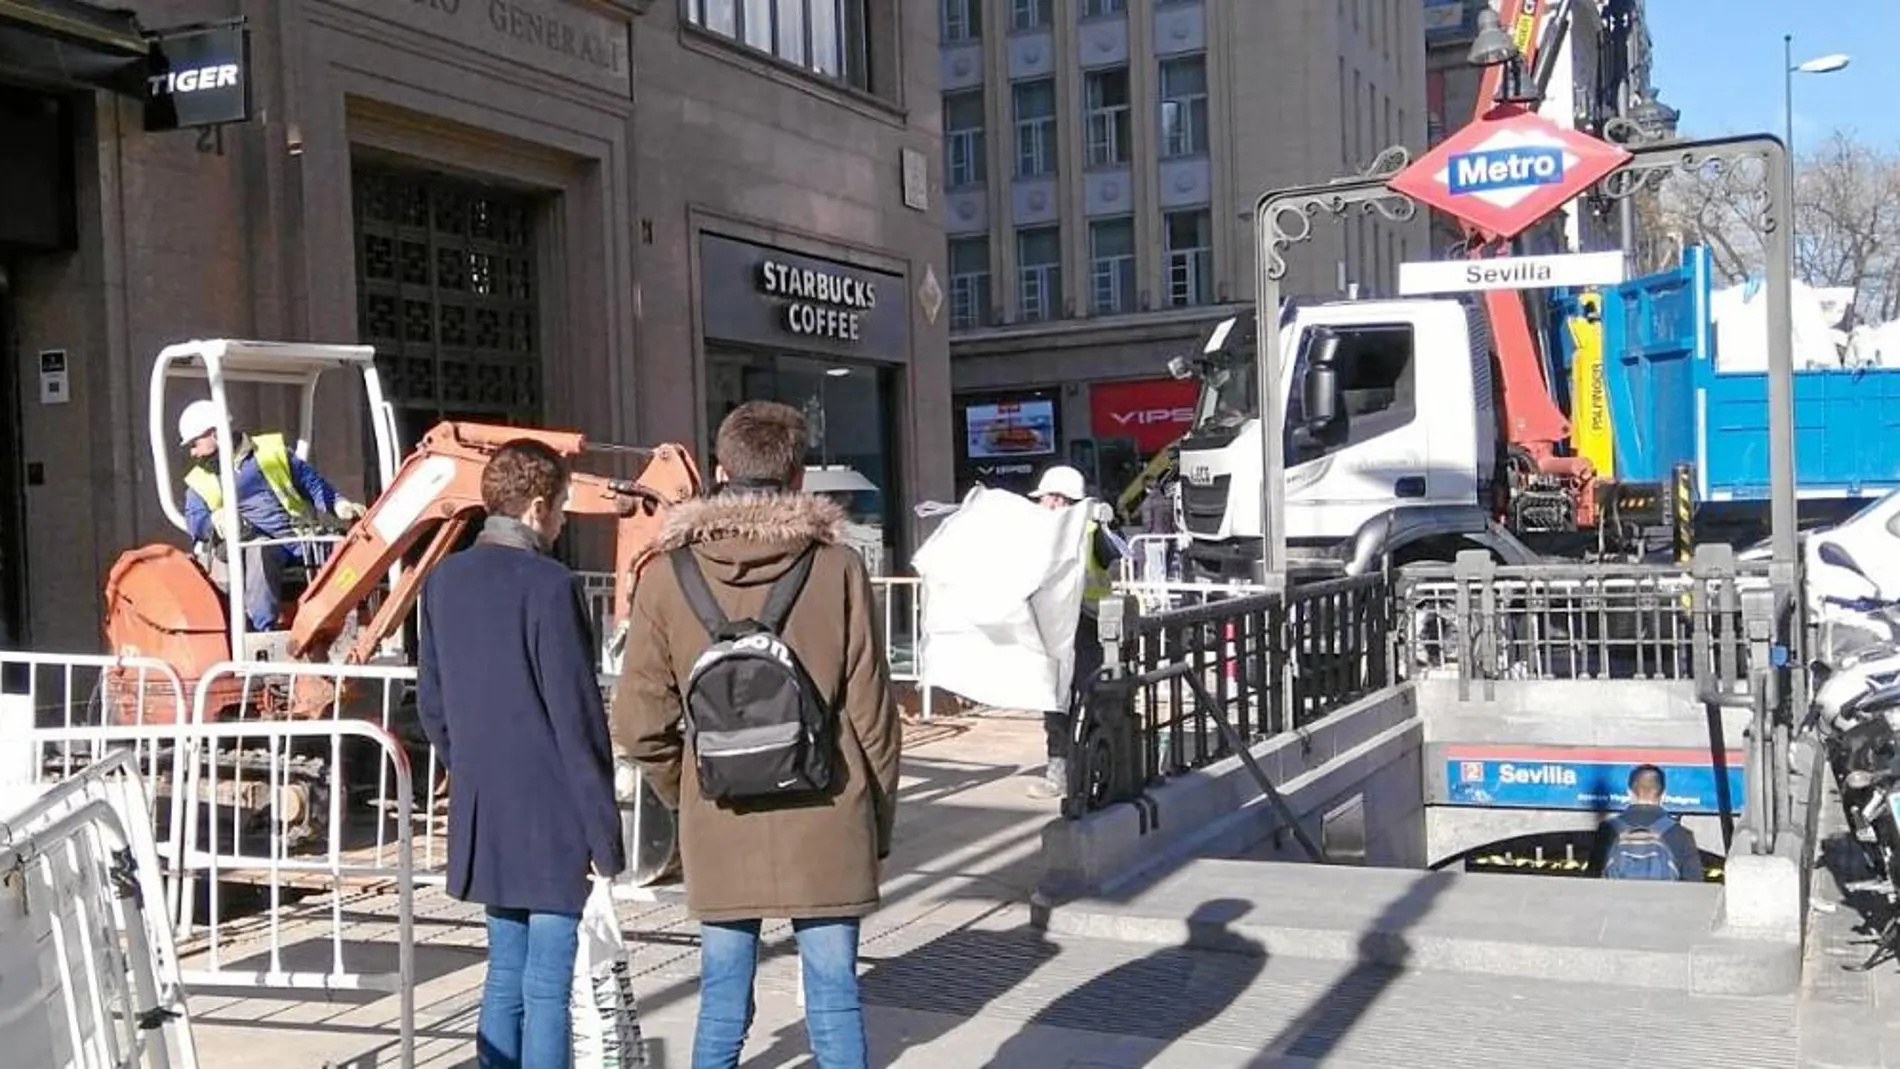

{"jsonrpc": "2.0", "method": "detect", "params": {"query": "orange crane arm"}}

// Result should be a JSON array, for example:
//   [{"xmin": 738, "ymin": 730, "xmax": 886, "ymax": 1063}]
[
  {"xmin": 286, "ymin": 421, "xmax": 700, "ymax": 663},
  {"xmin": 1466, "ymin": 0, "xmax": 1583, "ymax": 472}
]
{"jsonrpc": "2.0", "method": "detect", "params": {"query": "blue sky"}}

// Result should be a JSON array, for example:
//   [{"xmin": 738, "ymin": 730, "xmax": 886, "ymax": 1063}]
[{"xmin": 1647, "ymin": 0, "xmax": 1900, "ymax": 150}]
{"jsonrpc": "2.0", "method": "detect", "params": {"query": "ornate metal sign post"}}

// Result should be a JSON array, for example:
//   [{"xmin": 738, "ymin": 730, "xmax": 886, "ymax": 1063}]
[{"xmin": 1250, "ymin": 130, "xmax": 1796, "ymax": 621}]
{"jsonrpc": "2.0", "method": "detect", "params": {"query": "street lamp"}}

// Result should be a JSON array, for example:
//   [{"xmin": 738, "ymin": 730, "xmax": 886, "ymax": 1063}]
[
  {"xmin": 1467, "ymin": 7, "xmax": 1537, "ymax": 106},
  {"xmin": 1783, "ymin": 36, "xmax": 1850, "ymax": 168}
]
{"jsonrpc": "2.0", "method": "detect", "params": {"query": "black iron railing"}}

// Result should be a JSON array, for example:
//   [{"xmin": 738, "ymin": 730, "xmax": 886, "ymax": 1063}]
[
  {"xmin": 1392, "ymin": 555, "xmax": 1764, "ymax": 695},
  {"xmin": 1064, "ymin": 572, "xmax": 1394, "ymax": 818}
]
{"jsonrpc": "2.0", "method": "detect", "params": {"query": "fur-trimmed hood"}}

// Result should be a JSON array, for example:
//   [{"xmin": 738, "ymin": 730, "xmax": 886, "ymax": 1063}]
[{"xmin": 653, "ymin": 491, "xmax": 846, "ymax": 587}]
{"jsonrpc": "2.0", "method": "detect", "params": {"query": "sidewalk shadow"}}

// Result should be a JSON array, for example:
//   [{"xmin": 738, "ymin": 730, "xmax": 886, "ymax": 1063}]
[
  {"xmin": 896, "ymin": 754, "xmax": 1022, "ymax": 806},
  {"xmin": 983, "ymin": 898, "xmax": 1261, "ymax": 1068},
  {"xmin": 1254, "ymin": 868, "xmax": 1455, "ymax": 1064},
  {"xmin": 740, "ymin": 923, "xmax": 1062, "ymax": 1068}
]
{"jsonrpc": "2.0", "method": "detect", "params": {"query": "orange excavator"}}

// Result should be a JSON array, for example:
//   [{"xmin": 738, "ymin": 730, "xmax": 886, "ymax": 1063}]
[
  {"xmin": 98, "ymin": 340, "xmax": 702, "ymax": 725},
  {"xmin": 92, "ymin": 341, "xmax": 702, "ymax": 862},
  {"xmin": 102, "ymin": 422, "xmax": 700, "ymax": 723}
]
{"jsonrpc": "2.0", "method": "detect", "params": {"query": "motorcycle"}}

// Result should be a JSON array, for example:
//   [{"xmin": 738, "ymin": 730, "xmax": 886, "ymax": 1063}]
[
  {"xmin": 1807, "ymin": 674, "xmax": 1900, "ymax": 971},
  {"xmin": 1806, "ymin": 541, "xmax": 1900, "ymax": 968}
]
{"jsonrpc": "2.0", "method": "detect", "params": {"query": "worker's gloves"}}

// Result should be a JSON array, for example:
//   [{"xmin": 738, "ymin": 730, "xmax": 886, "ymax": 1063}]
[
  {"xmin": 210, "ymin": 513, "xmax": 235, "ymax": 543},
  {"xmin": 333, "ymin": 499, "xmax": 366, "ymax": 522},
  {"xmin": 1090, "ymin": 501, "xmax": 1115, "ymax": 525}
]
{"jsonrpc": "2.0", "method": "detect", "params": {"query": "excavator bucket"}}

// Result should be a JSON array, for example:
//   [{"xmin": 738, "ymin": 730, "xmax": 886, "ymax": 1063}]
[{"xmin": 101, "ymin": 545, "xmax": 241, "ymax": 724}]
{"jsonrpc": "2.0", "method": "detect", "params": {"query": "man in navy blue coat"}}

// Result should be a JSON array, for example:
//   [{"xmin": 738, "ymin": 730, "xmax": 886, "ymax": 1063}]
[{"xmin": 416, "ymin": 438, "xmax": 626, "ymax": 1068}]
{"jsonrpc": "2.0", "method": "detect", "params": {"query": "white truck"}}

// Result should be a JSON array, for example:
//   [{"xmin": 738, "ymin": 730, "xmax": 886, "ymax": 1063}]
[
  {"xmin": 1172, "ymin": 243, "xmax": 1900, "ymax": 584},
  {"xmin": 1171, "ymin": 297, "xmax": 1540, "ymax": 583}
]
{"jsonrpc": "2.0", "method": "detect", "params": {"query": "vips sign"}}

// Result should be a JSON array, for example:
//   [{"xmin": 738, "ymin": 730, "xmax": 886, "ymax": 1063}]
[
  {"xmin": 1435, "ymin": 745, "xmax": 1745, "ymax": 815},
  {"xmin": 144, "ymin": 23, "xmax": 252, "ymax": 133},
  {"xmin": 758, "ymin": 260, "xmax": 879, "ymax": 342},
  {"xmin": 1089, "ymin": 378, "xmax": 1200, "ymax": 453}
]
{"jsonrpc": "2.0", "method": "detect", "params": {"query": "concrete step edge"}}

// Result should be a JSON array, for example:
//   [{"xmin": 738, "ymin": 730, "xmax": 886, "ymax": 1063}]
[{"xmin": 1040, "ymin": 906, "xmax": 1801, "ymax": 996}]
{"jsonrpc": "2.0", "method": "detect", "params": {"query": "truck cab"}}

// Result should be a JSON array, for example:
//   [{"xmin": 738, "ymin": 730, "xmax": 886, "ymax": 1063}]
[{"xmin": 1176, "ymin": 297, "xmax": 1525, "ymax": 582}]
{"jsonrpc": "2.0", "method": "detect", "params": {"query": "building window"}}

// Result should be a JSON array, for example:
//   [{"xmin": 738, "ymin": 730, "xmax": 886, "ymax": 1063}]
[
  {"xmin": 684, "ymin": 0, "xmax": 869, "ymax": 89},
  {"xmin": 354, "ymin": 165, "xmax": 542, "ymax": 446},
  {"xmin": 1013, "ymin": 79, "xmax": 1056, "ymax": 177},
  {"xmin": 1164, "ymin": 209, "xmax": 1212, "ymax": 307},
  {"xmin": 1081, "ymin": 0, "xmax": 1125, "ymax": 17},
  {"xmin": 1010, "ymin": 0, "xmax": 1050, "ymax": 31},
  {"xmin": 1084, "ymin": 68, "xmax": 1130, "ymax": 167},
  {"xmin": 941, "ymin": 0, "xmax": 980, "ymax": 41},
  {"xmin": 1158, "ymin": 55, "xmax": 1208, "ymax": 159},
  {"xmin": 1287, "ymin": 324, "xmax": 1418, "ymax": 465},
  {"xmin": 1017, "ymin": 227, "xmax": 1061, "ymax": 321},
  {"xmin": 706, "ymin": 352, "xmax": 902, "ymax": 575},
  {"xmin": 949, "ymin": 237, "xmax": 992, "ymax": 329},
  {"xmin": 944, "ymin": 90, "xmax": 987, "ymax": 189},
  {"xmin": 1089, "ymin": 217, "xmax": 1135, "ymax": 315}
]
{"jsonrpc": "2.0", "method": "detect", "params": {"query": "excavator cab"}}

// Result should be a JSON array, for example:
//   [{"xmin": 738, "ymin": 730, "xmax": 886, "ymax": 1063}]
[{"xmin": 103, "ymin": 340, "xmax": 405, "ymax": 722}]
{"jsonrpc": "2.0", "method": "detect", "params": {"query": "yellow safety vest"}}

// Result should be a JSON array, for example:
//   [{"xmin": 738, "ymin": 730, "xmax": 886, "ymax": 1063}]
[
  {"xmin": 183, "ymin": 433, "xmax": 314, "ymax": 523},
  {"xmin": 1081, "ymin": 520, "xmax": 1114, "ymax": 616}
]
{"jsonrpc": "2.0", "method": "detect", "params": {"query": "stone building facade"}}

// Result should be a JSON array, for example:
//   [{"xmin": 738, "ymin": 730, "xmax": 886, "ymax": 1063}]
[
  {"xmin": 935, "ymin": 0, "xmax": 1428, "ymax": 498},
  {"xmin": 0, "ymin": 0, "xmax": 950, "ymax": 650}
]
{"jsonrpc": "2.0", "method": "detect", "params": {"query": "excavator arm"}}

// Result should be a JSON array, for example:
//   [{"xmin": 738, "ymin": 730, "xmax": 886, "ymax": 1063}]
[
  {"xmin": 1116, "ymin": 441, "xmax": 1179, "ymax": 525},
  {"xmin": 287, "ymin": 421, "xmax": 701, "ymax": 664}
]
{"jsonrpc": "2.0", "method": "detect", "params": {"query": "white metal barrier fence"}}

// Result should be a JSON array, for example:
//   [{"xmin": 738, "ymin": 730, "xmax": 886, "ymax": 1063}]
[
  {"xmin": 26, "ymin": 714, "xmax": 421, "ymax": 1069},
  {"xmin": 0, "ymin": 748, "xmax": 199, "ymax": 1069},
  {"xmin": 173, "ymin": 661, "xmax": 443, "ymax": 896},
  {"xmin": 2, "ymin": 651, "xmax": 193, "ymax": 817}
]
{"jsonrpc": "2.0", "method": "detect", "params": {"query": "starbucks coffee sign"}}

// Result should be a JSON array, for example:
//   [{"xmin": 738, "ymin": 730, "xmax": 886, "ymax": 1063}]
[
  {"xmin": 700, "ymin": 233, "xmax": 907, "ymax": 360},
  {"xmin": 757, "ymin": 259, "xmax": 880, "ymax": 341}
]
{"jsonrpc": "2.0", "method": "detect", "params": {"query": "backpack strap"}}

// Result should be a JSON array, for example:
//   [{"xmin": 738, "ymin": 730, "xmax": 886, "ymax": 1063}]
[
  {"xmin": 758, "ymin": 544, "xmax": 817, "ymax": 633},
  {"xmin": 1617, "ymin": 809, "xmax": 1675, "ymax": 835},
  {"xmin": 669, "ymin": 547, "xmax": 730, "ymax": 639}
]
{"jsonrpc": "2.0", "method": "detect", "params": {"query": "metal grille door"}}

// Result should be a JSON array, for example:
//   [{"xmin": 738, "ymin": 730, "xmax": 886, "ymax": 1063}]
[{"xmin": 353, "ymin": 165, "xmax": 542, "ymax": 435}]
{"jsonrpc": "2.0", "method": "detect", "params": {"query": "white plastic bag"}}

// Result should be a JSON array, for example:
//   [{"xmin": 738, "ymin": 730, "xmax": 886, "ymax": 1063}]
[
  {"xmin": 571, "ymin": 876, "xmax": 643, "ymax": 1068},
  {"xmin": 912, "ymin": 485, "xmax": 1090, "ymax": 711}
]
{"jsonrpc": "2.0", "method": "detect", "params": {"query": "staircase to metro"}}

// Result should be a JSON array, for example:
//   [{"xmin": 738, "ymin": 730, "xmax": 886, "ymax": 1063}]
[{"xmin": 1038, "ymin": 553, "xmax": 1818, "ymax": 1000}]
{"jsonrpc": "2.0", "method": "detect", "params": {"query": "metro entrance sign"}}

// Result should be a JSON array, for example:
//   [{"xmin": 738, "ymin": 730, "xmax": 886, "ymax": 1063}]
[{"xmin": 1387, "ymin": 106, "xmax": 1632, "ymax": 241}]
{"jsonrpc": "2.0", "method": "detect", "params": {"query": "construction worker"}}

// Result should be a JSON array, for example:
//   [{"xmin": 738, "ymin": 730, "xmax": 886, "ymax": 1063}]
[
  {"xmin": 176, "ymin": 399, "xmax": 365, "ymax": 631},
  {"xmin": 1026, "ymin": 463, "xmax": 1125, "ymax": 800}
]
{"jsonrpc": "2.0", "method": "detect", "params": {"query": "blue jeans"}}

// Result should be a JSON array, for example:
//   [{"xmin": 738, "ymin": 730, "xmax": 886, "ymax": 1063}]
[
  {"xmin": 693, "ymin": 917, "xmax": 866, "ymax": 1069},
  {"xmin": 242, "ymin": 544, "xmax": 289, "ymax": 631},
  {"xmin": 479, "ymin": 907, "xmax": 581, "ymax": 1069}
]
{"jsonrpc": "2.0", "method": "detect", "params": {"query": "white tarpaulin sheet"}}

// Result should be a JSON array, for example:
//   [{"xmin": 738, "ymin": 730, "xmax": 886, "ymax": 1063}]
[
  {"xmin": 912, "ymin": 486, "xmax": 1090, "ymax": 712},
  {"xmin": 1845, "ymin": 320, "xmax": 1900, "ymax": 369},
  {"xmin": 1710, "ymin": 277, "xmax": 1855, "ymax": 371}
]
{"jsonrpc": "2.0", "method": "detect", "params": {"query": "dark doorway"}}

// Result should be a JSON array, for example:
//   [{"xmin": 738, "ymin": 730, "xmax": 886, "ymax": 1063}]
[
  {"xmin": 705, "ymin": 348, "xmax": 905, "ymax": 572},
  {"xmin": 0, "ymin": 270, "xmax": 26, "ymax": 650}
]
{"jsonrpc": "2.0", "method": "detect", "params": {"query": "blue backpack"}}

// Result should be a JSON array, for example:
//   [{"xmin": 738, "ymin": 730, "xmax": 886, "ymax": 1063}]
[{"xmin": 1603, "ymin": 812, "xmax": 1682, "ymax": 880}]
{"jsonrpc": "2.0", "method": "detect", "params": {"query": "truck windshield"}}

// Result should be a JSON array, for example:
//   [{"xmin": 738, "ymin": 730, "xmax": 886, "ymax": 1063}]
[{"xmin": 1193, "ymin": 358, "xmax": 1256, "ymax": 431}]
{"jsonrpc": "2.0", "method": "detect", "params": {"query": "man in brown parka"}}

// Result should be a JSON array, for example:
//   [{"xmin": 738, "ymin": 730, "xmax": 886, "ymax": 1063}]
[{"xmin": 612, "ymin": 400, "xmax": 902, "ymax": 1069}]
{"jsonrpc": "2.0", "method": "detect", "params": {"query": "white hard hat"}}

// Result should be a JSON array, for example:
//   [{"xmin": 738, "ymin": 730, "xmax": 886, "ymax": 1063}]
[
  {"xmin": 176, "ymin": 399, "xmax": 223, "ymax": 445},
  {"xmin": 1029, "ymin": 465, "xmax": 1087, "ymax": 502}
]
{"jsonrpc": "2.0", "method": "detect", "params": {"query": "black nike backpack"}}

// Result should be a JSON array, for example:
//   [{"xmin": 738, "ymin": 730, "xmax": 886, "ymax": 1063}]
[{"xmin": 670, "ymin": 545, "xmax": 834, "ymax": 803}]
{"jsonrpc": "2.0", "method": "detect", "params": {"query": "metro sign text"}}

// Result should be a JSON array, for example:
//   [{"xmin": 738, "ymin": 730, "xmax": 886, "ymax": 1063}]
[
  {"xmin": 1386, "ymin": 107, "xmax": 1631, "ymax": 241},
  {"xmin": 1448, "ymin": 146, "xmax": 1565, "ymax": 196}
]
